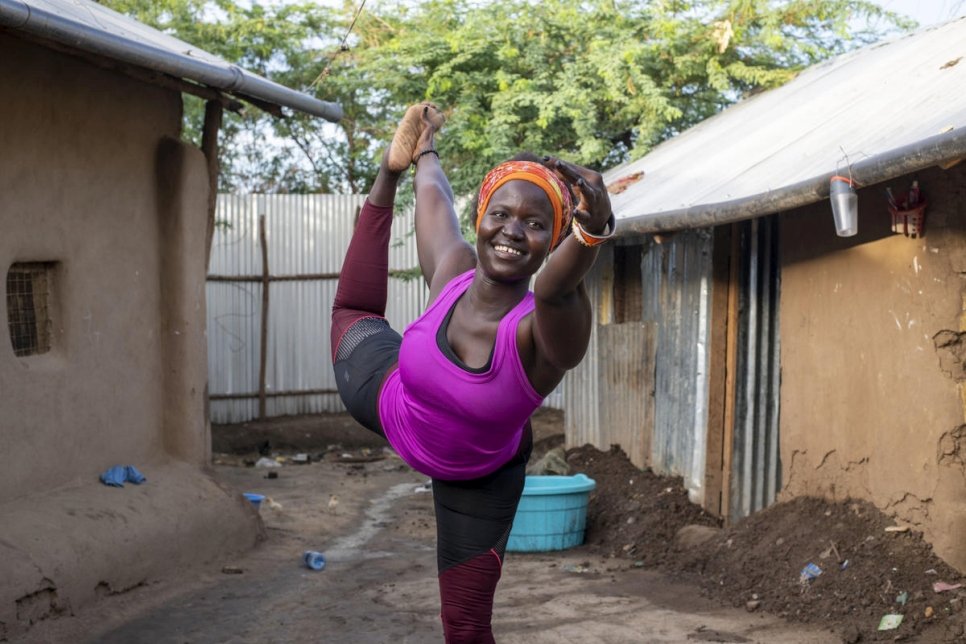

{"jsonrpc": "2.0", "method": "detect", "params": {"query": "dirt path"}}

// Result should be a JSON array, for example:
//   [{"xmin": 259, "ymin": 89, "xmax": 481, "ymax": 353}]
[{"xmin": 16, "ymin": 425, "xmax": 839, "ymax": 644}]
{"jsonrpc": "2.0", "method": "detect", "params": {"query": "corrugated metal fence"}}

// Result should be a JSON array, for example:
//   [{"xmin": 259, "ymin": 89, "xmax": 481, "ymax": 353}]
[
  {"xmin": 566, "ymin": 230, "xmax": 713, "ymax": 504},
  {"xmin": 644, "ymin": 229, "xmax": 714, "ymax": 505},
  {"xmin": 206, "ymin": 194, "xmax": 428, "ymax": 423},
  {"xmin": 206, "ymin": 194, "xmax": 562, "ymax": 424},
  {"xmin": 729, "ymin": 217, "xmax": 782, "ymax": 520}
]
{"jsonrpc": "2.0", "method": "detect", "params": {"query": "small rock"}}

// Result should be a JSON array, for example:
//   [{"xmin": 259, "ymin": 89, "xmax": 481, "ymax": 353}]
[
  {"xmin": 674, "ymin": 524, "xmax": 721, "ymax": 549},
  {"xmin": 925, "ymin": 606, "xmax": 934, "ymax": 618},
  {"xmin": 746, "ymin": 600, "xmax": 761, "ymax": 612},
  {"xmin": 775, "ymin": 537, "xmax": 785, "ymax": 546}
]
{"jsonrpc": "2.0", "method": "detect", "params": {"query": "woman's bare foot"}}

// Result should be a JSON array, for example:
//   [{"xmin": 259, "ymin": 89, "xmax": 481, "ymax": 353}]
[
  {"xmin": 386, "ymin": 102, "xmax": 444, "ymax": 173},
  {"xmin": 412, "ymin": 104, "xmax": 446, "ymax": 165}
]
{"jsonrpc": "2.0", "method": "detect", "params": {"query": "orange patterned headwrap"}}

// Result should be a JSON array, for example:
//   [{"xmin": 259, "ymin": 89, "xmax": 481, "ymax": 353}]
[{"xmin": 475, "ymin": 161, "xmax": 573, "ymax": 250}]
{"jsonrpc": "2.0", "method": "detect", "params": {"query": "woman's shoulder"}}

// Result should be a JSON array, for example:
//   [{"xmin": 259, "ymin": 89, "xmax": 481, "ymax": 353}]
[{"xmin": 427, "ymin": 243, "xmax": 477, "ymax": 304}]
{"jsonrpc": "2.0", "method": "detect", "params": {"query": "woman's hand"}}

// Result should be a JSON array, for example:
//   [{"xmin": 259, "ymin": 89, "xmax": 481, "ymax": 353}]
[{"xmin": 543, "ymin": 157, "xmax": 612, "ymax": 236}]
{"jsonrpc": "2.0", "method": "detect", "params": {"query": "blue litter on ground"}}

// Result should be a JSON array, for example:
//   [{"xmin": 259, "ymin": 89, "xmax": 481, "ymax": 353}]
[
  {"xmin": 243, "ymin": 493, "xmax": 265, "ymax": 509},
  {"xmin": 99, "ymin": 465, "xmax": 147, "ymax": 487},
  {"xmin": 800, "ymin": 562, "xmax": 823, "ymax": 584},
  {"xmin": 124, "ymin": 465, "xmax": 146, "ymax": 484},
  {"xmin": 507, "ymin": 474, "xmax": 596, "ymax": 552}
]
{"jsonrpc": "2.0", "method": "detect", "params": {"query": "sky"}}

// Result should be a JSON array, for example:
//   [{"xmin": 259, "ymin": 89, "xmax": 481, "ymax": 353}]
[{"xmin": 874, "ymin": 0, "xmax": 966, "ymax": 26}]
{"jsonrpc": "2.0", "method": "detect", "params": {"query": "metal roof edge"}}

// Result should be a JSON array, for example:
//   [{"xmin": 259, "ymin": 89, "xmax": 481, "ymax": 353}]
[
  {"xmin": 615, "ymin": 127, "xmax": 966, "ymax": 237},
  {"xmin": 0, "ymin": 0, "xmax": 343, "ymax": 122}
]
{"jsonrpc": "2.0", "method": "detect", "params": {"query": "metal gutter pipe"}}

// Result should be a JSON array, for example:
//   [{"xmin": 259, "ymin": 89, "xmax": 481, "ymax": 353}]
[
  {"xmin": 0, "ymin": 0, "xmax": 343, "ymax": 122},
  {"xmin": 616, "ymin": 126, "xmax": 966, "ymax": 236}
]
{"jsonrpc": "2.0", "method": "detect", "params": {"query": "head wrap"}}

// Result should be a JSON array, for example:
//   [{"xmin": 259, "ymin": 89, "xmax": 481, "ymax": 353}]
[{"xmin": 476, "ymin": 161, "xmax": 573, "ymax": 250}]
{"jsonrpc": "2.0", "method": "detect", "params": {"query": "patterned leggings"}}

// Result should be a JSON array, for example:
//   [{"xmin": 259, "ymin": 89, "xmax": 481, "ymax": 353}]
[{"xmin": 331, "ymin": 199, "xmax": 531, "ymax": 643}]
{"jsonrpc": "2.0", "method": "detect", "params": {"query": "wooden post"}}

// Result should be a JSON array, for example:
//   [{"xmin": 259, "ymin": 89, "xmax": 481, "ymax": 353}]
[
  {"xmin": 258, "ymin": 215, "xmax": 269, "ymax": 421},
  {"xmin": 703, "ymin": 225, "xmax": 732, "ymax": 517},
  {"xmin": 201, "ymin": 100, "xmax": 223, "ymax": 269},
  {"xmin": 720, "ymin": 223, "xmax": 742, "ymax": 524}
]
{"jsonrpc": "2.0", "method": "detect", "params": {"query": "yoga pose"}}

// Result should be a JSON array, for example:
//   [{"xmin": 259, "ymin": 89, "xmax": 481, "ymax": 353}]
[{"xmin": 331, "ymin": 103, "xmax": 615, "ymax": 643}]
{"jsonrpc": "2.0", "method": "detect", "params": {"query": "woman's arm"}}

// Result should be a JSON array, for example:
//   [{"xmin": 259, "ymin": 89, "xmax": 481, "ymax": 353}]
[
  {"xmin": 531, "ymin": 159, "xmax": 613, "ymax": 372},
  {"xmin": 411, "ymin": 108, "xmax": 476, "ymax": 298}
]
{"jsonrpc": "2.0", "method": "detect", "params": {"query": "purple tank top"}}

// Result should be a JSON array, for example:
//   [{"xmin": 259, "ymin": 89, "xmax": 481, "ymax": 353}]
[{"xmin": 378, "ymin": 269, "xmax": 544, "ymax": 480}]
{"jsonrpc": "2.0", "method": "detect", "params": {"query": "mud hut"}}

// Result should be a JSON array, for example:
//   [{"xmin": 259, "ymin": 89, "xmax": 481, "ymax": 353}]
[
  {"xmin": 567, "ymin": 17, "xmax": 966, "ymax": 572},
  {"xmin": 0, "ymin": 0, "xmax": 341, "ymax": 638}
]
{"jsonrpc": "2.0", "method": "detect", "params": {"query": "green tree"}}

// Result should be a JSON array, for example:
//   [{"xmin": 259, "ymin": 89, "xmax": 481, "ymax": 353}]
[
  {"xmin": 99, "ymin": 0, "xmax": 909, "ymax": 196},
  {"xmin": 100, "ymin": 0, "xmax": 348, "ymax": 192},
  {"xmin": 343, "ymin": 0, "xmax": 909, "ymax": 198}
]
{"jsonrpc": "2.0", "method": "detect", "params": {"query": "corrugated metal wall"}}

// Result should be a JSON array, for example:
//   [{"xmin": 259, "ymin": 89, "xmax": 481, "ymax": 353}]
[
  {"xmin": 566, "ymin": 231, "xmax": 714, "ymax": 504},
  {"xmin": 206, "ymin": 194, "xmax": 428, "ymax": 423},
  {"xmin": 643, "ymin": 230, "xmax": 714, "ymax": 504},
  {"xmin": 730, "ymin": 217, "xmax": 782, "ymax": 520},
  {"xmin": 564, "ymin": 258, "xmax": 603, "ymax": 447},
  {"xmin": 566, "ymin": 221, "xmax": 781, "ymax": 519}
]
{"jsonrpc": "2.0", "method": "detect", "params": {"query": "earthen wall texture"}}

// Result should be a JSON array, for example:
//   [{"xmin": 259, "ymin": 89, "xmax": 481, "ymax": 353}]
[
  {"xmin": 780, "ymin": 160, "xmax": 966, "ymax": 571},
  {"xmin": 0, "ymin": 34, "xmax": 187, "ymax": 502}
]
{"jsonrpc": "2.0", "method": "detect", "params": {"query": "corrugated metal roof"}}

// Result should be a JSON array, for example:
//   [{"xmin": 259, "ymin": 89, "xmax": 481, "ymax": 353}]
[
  {"xmin": 606, "ymin": 17, "xmax": 966, "ymax": 234},
  {"xmin": 0, "ymin": 0, "xmax": 342, "ymax": 121}
]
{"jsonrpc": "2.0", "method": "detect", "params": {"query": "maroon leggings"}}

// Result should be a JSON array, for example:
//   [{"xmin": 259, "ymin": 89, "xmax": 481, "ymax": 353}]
[
  {"xmin": 330, "ymin": 200, "xmax": 395, "ymax": 358},
  {"xmin": 331, "ymin": 199, "xmax": 530, "ymax": 643}
]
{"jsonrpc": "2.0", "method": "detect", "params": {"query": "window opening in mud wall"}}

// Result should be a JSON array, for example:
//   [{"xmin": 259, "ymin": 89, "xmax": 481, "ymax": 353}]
[
  {"xmin": 6, "ymin": 262, "xmax": 55, "ymax": 357},
  {"xmin": 613, "ymin": 244, "xmax": 643, "ymax": 324}
]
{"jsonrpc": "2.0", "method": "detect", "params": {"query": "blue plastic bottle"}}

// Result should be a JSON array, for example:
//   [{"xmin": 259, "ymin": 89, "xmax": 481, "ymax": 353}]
[{"xmin": 303, "ymin": 550, "xmax": 326, "ymax": 571}]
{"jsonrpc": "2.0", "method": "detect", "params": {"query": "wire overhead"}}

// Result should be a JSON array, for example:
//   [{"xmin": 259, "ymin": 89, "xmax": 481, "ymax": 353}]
[{"xmin": 312, "ymin": 0, "xmax": 368, "ymax": 87}]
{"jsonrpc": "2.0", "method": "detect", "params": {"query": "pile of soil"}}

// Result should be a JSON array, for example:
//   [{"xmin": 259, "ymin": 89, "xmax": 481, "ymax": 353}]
[
  {"xmin": 567, "ymin": 444, "xmax": 966, "ymax": 642},
  {"xmin": 567, "ymin": 444, "xmax": 721, "ymax": 566}
]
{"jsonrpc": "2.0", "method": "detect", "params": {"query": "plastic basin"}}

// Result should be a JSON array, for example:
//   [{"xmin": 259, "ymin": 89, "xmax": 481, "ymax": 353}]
[
  {"xmin": 507, "ymin": 474, "xmax": 596, "ymax": 552},
  {"xmin": 243, "ymin": 492, "xmax": 265, "ymax": 509}
]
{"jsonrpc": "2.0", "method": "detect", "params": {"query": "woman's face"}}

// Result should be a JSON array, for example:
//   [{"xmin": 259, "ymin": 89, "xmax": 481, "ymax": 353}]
[{"xmin": 476, "ymin": 179, "xmax": 555, "ymax": 283}]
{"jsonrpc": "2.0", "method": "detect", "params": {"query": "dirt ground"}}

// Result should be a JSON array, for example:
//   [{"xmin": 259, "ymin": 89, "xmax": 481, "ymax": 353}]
[
  {"xmin": 18, "ymin": 409, "xmax": 964, "ymax": 643},
  {"xmin": 566, "ymin": 443, "xmax": 966, "ymax": 643}
]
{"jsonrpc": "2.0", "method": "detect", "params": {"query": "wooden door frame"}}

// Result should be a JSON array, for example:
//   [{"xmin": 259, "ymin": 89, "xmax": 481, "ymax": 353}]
[{"xmin": 703, "ymin": 223, "xmax": 740, "ymax": 521}]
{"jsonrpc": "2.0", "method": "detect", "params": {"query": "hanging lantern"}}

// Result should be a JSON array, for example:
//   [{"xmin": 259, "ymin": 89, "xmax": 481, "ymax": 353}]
[{"xmin": 829, "ymin": 175, "xmax": 858, "ymax": 237}]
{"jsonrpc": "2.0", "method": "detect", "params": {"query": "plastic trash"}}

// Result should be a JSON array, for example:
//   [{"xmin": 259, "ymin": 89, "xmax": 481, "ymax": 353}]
[
  {"xmin": 125, "ymin": 466, "xmax": 146, "ymax": 484},
  {"xmin": 99, "ymin": 465, "xmax": 147, "ymax": 487},
  {"xmin": 896, "ymin": 591, "xmax": 908, "ymax": 606},
  {"xmin": 303, "ymin": 550, "xmax": 326, "ymax": 571},
  {"xmin": 243, "ymin": 493, "xmax": 265, "ymax": 509},
  {"xmin": 100, "ymin": 466, "xmax": 126, "ymax": 487},
  {"xmin": 255, "ymin": 457, "xmax": 281, "ymax": 468},
  {"xmin": 799, "ymin": 563, "xmax": 822, "ymax": 584},
  {"xmin": 933, "ymin": 581, "xmax": 963, "ymax": 593},
  {"xmin": 877, "ymin": 614, "xmax": 903, "ymax": 631}
]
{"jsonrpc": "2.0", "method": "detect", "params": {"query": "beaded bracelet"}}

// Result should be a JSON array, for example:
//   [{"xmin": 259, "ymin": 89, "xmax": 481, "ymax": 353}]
[
  {"xmin": 572, "ymin": 212, "xmax": 617, "ymax": 247},
  {"xmin": 413, "ymin": 148, "xmax": 439, "ymax": 165}
]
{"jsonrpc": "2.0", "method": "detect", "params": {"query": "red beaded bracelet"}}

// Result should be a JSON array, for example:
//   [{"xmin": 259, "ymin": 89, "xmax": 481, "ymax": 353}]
[{"xmin": 572, "ymin": 212, "xmax": 617, "ymax": 247}]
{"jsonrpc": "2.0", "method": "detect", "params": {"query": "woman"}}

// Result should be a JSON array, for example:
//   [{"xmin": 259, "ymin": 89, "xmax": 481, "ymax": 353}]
[{"xmin": 330, "ymin": 103, "xmax": 615, "ymax": 643}]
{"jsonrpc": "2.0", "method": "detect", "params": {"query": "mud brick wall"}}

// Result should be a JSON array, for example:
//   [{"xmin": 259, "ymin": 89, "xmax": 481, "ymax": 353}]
[
  {"xmin": 780, "ymin": 160, "xmax": 966, "ymax": 572},
  {"xmin": 0, "ymin": 33, "xmax": 210, "ymax": 502}
]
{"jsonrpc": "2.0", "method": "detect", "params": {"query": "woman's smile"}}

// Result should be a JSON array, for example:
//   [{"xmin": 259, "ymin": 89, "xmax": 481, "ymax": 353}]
[{"xmin": 493, "ymin": 243, "xmax": 525, "ymax": 258}]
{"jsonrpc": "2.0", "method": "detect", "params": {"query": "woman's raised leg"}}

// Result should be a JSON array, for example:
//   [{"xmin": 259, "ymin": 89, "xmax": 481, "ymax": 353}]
[{"xmin": 329, "ymin": 152, "xmax": 405, "ymax": 357}]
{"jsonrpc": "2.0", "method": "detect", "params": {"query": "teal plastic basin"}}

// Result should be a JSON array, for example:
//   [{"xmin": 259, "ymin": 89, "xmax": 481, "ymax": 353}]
[{"xmin": 507, "ymin": 474, "xmax": 596, "ymax": 552}]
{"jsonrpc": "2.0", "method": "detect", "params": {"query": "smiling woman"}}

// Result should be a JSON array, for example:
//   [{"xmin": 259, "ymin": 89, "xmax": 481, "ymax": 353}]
[{"xmin": 328, "ymin": 102, "xmax": 615, "ymax": 643}]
